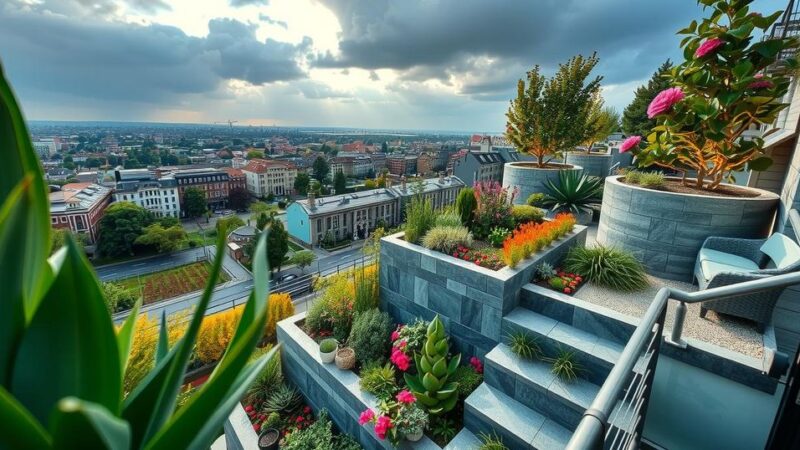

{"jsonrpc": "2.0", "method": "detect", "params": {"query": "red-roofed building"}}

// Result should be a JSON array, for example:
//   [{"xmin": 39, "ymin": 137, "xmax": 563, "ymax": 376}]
[
  {"xmin": 242, "ymin": 159, "xmax": 298, "ymax": 198},
  {"xmin": 221, "ymin": 167, "xmax": 246, "ymax": 191},
  {"xmin": 49, "ymin": 183, "xmax": 112, "ymax": 243}
]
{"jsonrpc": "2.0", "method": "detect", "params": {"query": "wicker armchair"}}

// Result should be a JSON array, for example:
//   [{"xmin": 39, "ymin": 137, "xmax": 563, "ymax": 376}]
[{"xmin": 693, "ymin": 234, "xmax": 800, "ymax": 333}]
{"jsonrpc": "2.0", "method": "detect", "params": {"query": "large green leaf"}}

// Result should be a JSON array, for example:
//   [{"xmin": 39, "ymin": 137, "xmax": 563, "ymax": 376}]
[
  {"xmin": 10, "ymin": 237, "xmax": 121, "ymax": 423},
  {"xmin": 117, "ymin": 301, "xmax": 141, "ymax": 380},
  {"xmin": 0, "ymin": 385, "xmax": 51, "ymax": 449},
  {"xmin": 49, "ymin": 398, "xmax": 130, "ymax": 450},
  {"xmin": 155, "ymin": 311, "xmax": 169, "ymax": 364}
]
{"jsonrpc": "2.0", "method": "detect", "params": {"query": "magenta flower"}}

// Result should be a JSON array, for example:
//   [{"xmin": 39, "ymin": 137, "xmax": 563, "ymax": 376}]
[
  {"xmin": 748, "ymin": 74, "xmax": 774, "ymax": 90},
  {"xmin": 359, "ymin": 409, "xmax": 375, "ymax": 425},
  {"xmin": 619, "ymin": 136, "xmax": 642, "ymax": 153},
  {"xmin": 647, "ymin": 87, "xmax": 685, "ymax": 118},
  {"xmin": 396, "ymin": 390, "xmax": 416, "ymax": 404},
  {"xmin": 470, "ymin": 356, "xmax": 484, "ymax": 374},
  {"xmin": 390, "ymin": 347, "xmax": 411, "ymax": 371},
  {"xmin": 694, "ymin": 38, "xmax": 724, "ymax": 58},
  {"xmin": 374, "ymin": 415, "xmax": 393, "ymax": 440},
  {"xmin": 390, "ymin": 330, "xmax": 400, "ymax": 341}
]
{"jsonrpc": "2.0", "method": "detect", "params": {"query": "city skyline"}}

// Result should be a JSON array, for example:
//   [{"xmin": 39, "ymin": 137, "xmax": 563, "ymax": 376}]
[{"xmin": 0, "ymin": 0, "xmax": 786, "ymax": 131}]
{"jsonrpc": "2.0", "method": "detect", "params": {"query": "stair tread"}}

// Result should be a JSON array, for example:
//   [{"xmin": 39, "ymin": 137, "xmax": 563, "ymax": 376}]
[
  {"xmin": 443, "ymin": 429, "xmax": 481, "ymax": 449},
  {"xmin": 486, "ymin": 343, "xmax": 600, "ymax": 413},
  {"xmin": 465, "ymin": 383, "xmax": 572, "ymax": 449},
  {"xmin": 505, "ymin": 307, "xmax": 624, "ymax": 365}
]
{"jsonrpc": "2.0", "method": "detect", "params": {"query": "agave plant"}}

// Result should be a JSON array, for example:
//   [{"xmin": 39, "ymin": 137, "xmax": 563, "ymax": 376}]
[
  {"xmin": 0, "ymin": 63, "xmax": 276, "ymax": 449},
  {"xmin": 403, "ymin": 316, "xmax": 460, "ymax": 415},
  {"xmin": 540, "ymin": 170, "xmax": 603, "ymax": 216}
]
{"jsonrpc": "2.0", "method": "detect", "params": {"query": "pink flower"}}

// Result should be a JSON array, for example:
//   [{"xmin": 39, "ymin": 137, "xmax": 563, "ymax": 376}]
[
  {"xmin": 470, "ymin": 356, "xmax": 484, "ymax": 374},
  {"xmin": 359, "ymin": 409, "xmax": 375, "ymax": 425},
  {"xmin": 390, "ymin": 347, "xmax": 411, "ymax": 371},
  {"xmin": 374, "ymin": 415, "xmax": 393, "ymax": 440},
  {"xmin": 619, "ymin": 136, "xmax": 641, "ymax": 153},
  {"xmin": 647, "ymin": 87, "xmax": 685, "ymax": 119},
  {"xmin": 396, "ymin": 390, "xmax": 416, "ymax": 404},
  {"xmin": 748, "ymin": 74, "xmax": 773, "ymax": 90},
  {"xmin": 694, "ymin": 37, "xmax": 724, "ymax": 58},
  {"xmin": 390, "ymin": 330, "xmax": 400, "ymax": 341}
]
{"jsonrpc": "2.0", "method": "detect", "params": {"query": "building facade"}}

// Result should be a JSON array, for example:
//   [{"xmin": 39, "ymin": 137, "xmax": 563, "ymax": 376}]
[
  {"xmin": 221, "ymin": 167, "xmax": 247, "ymax": 192},
  {"xmin": 242, "ymin": 159, "xmax": 297, "ymax": 198},
  {"xmin": 114, "ymin": 178, "xmax": 180, "ymax": 218},
  {"xmin": 49, "ymin": 183, "xmax": 112, "ymax": 243},
  {"xmin": 173, "ymin": 168, "xmax": 230, "ymax": 213},
  {"xmin": 417, "ymin": 153, "xmax": 434, "ymax": 177},
  {"xmin": 452, "ymin": 151, "xmax": 506, "ymax": 186},
  {"xmin": 287, "ymin": 176, "xmax": 464, "ymax": 246}
]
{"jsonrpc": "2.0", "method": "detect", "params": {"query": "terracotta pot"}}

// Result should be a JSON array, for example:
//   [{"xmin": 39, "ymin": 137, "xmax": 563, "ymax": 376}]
[{"xmin": 335, "ymin": 347, "xmax": 356, "ymax": 370}]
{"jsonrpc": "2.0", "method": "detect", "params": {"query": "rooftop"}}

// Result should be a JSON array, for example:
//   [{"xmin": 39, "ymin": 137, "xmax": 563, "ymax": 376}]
[
  {"xmin": 242, "ymin": 158, "xmax": 295, "ymax": 173},
  {"xmin": 49, "ymin": 183, "xmax": 111, "ymax": 213}
]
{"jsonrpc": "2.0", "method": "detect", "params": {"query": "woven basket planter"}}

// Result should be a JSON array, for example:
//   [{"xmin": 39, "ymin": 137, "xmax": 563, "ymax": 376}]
[{"xmin": 335, "ymin": 347, "xmax": 356, "ymax": 370}]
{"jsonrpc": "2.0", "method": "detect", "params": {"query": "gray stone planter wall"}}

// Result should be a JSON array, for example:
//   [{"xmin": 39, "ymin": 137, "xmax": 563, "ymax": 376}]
[
  {"xmin": 502, "ymin": 162, "xmax": 583, "ymax": 205},
  {"xmin": 597, "ymin": 176, "xmax": 779, "ymax": 281},
  {"xmin": 277, "ymin": 314, "xmax": 440, "ymax": 450},
  {"xmin": 609, "ymin": 147, "xmax": 634, "ymax": 171},
  {"xmin": 379, "ymin": 228, "xmax": 587, "ymax": 358},
  {"xmin": 564, "ymin": 152, "xmax": 612, "ymax": 178}
]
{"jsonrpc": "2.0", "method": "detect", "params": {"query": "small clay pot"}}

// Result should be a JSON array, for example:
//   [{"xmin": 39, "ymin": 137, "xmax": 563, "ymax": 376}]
[{"xmin": 335, "ymin": 347, "xmax": 356, "ymax": 370}]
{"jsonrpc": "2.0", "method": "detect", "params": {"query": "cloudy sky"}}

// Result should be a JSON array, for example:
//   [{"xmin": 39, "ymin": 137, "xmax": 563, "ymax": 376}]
[{"xmin": 0, "ymin": 0, "xmax": 787, "ymax": 131}]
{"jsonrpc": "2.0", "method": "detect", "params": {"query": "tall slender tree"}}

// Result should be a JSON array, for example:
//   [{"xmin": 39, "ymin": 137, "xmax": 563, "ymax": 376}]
[{"xmin": 622, "ymin": 60, "xmax": 673, "ymax": 137}]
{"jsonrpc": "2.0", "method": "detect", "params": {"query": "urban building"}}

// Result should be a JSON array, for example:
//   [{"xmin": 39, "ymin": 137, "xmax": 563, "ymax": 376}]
[
  {"xmin": 330, "ymin": 157, "xmax": 354, "ymax": 177},
  {"xmin": 386, "ymin": 155, "xmax": 418, "ymax": 176},
  {"xmin": 173, "ymin": 168, "xmax": 230, "ymax": 213},
  {"xmin": 221, "ymin": 167, "xmax": 247, "ymax": 192},
  {"xmin": 369, "ymin": 153, "xmax": 387, "ymax": 172},
  {"xmin": 49, "ymin": 183, "xmax": 112, "ymax": 243},
  {"xmin": 32, "ymin": 139, "xmax": 57, "ymax": 159},
  {"xmin": 242, "ymin": 158, "xmax": 297, "ymax": 198},
  {"xmin": 416, "ymin": 153, "xmax": 434, "ymax": 177},
  {"xmin": 286, "ymin": 175, "xmax": 464, "ymax": 246},
  {"xmin": 352, "ymin": 155, "xmax": 374, "ymax": 177},
  {"xmin": 452, "ymin": 151, "xmax": 506, "ymax": 186},
  {"xmin": 113, "ymin": 170, "xmax": 180, "ymax": 218},
  {"xmin": 45, "ymin": 167, "xmax": 74, "ymax": 182}
]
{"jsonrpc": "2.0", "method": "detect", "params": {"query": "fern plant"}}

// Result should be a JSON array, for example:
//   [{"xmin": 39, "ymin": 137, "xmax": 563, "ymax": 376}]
[
  {"xmin": 359, "ymin": 363, "xmax": 398, "ymax": 401},
  {"xmin": 508, "ymin": 332, "xmax": 542, "ymax": 360}
]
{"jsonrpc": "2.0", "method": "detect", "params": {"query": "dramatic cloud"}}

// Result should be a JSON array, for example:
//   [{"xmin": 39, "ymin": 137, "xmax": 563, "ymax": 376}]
[{"xmin": 259, "ymin": 13, "xmax": 288, "ymax": 28}]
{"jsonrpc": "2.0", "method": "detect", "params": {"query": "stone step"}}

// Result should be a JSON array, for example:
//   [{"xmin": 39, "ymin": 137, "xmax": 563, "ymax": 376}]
[
  {"xmin": 484, "ymin": 343, "xmax": 601, "ymax": 431},
  {"xmin": 443, "ymin": 429, "xmax": 481, "ymax": 449},
  {"xmin": 464, "ymin": 383, "xmax": 572, "ymax": 450},
  {"xmin": 520, "ymin": 283, "xmax": 637, "ymax": 346},
  {"xmin": 502, "ymin": 307, "xmax": 623, "ymax": 386}
]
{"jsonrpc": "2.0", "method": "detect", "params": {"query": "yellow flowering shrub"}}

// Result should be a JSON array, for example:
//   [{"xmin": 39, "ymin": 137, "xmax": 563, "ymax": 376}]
[
  {"xmin": 195, "ymin": 306, "xmax": 242, "ymax": 365},
  {"xmin": 265, "ymin": 292, "xmax": 295, "ymax": 340},
  {"xmin": 123, "ymin": 311, "xmax": 188, "ymax": 396}
]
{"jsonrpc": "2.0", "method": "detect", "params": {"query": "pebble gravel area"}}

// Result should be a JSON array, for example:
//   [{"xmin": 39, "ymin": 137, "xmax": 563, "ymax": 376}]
[{"xmin": 575, "ymin": 276, "xmax": 764, "ymax": 359}]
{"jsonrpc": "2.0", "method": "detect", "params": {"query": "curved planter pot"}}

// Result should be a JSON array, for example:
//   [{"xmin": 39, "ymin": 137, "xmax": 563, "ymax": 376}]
[
  {"xmin": 502, "ymin": 162, "xmax": 583, "ymax": 205},
  {"xmin": 597, "ymin": 176, "xmax": 779, "ymax": 281},
  {"xmin": 564, "ymin": 152, "xmax": 612, "ymax": 178}
]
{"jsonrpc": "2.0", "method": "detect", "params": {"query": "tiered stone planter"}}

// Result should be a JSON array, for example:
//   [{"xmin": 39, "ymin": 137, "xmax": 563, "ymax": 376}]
[
  {"xmin": 597, "ymin": 176, "xmax": 779, "ymax": 281},
  {"xmin": 502, "ymin": 162, "xmax": 583, "ymax": 204},
  {"xmin": 379, "ymin": 228, "xmax": 587, "ymax": 358},
  {"xmin": 564, "ymin": 152, "xmax": 612, "ymax": 178}
]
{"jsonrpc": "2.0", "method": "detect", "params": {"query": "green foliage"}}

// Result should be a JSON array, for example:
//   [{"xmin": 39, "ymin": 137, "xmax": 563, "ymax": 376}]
[
  {"xmin": 134, "ymin": 223, "xmax": 187, "ymax": 253},
  {"xmin": 312, "ymin": 156, "xmax": 330, "ymax": 182},
  {"xmin": 526, "ymin": 192, "xmax": 546, "ymax": 207},
  {"xmin": 636, "ymin": 1, "xmax": 799, "ymax": 190},
  {"xmin": 540, "ymin": 170, "xmax": 603, "ymax": 215},
  {"xmin": 583, "ymin": 97, "xmax": 620, "ymax": 151},
  {"xmin": 283, "ymin": 410, "xmax": 362, "ymax": 450},
  {"xmin": 478, "ymin": 432, "xmax": 509, "ymax": 450},
  {"xmin": 472, "ymin": 182, "xmax": 515, "ymax": 240},
  {"xmin": 261, "ymin": 383, "xmax": 301, "ymax": 415},
  {"xmin": 623, "ymin": 60, "xmax": 673, "ymax": 137},
  {"xmin": 508, "ymin": 332, "xmax": 542, "ymax": 360},
  {"xmin": 506, "ymin": 53, "xmax": 602, "ymax": 166},
  {"xmin": 182, "ymin": 187, "xmax": 208, "ymax": 218},
  {"xmin": 262, "ymin": 412, "xmax": 282, "ymax": 431},
  {"xmin": 455, "ymin": 187, "xmax": 477, "ymax": 226},
  {"xmin": 266, "ymin": 220, "xmax": 289, "ymax": 271},
  {"xmin": 421, "ymin": 225, "xmax": 473, "ymax": 254},
  {"xmin": 294, "ymin": 172, "xmax": 311, "ymax": 196},
  {"xmin": 488, "ymin": 227, "xmax": 511, "ymax": 248},
  {"xmin": 290, "ymin": 250, "xmax": 316, "ymax": 272},
  {"xmin": 403, "ymin": 315, "xmax": 461, "ymax": 415},
  {"xmin": 451, "ymin": 365, "xmax": 483, "ymax": 398},
  {"xmin": 429, "ymin": 417, "xmax": 457, "ymax": 443},
  {"xmin": 244, "ymin": 345, "xmax": 283, "ymax": 409},
  {"xmin": 256, "ymin": 212, "xmax": 270, "ymax": 231},
  {"xmin": 0, "ymin": 66, "xmax": 276, "ymax": 450},
  {"xmin": 227, "ymin": 187, "xmax": 250, "ymax": 211},
  {"xmin": 511, "ymin": 204, "xmax": 545, "ymax": 225},
  {"xmin": 535, "ymin": 262, "xmax": 557, "ymax": 281},
  {"xmin": 216, "ymin": 216, "xmax": 245, "ymax": 237},
  {"xmin": 333, "ymin": 170, "xmax": 347, "ymax": 195},
  {"xmin": 434, "ymin": 209, "xmax": 463, "ymax": 228},
  {"xmin": 319, "ymin": 338, "xmax": 338, "ymax": 353},
  {"xmin": 565, "ymin": 245, "xmax": 648, "ymax": 291},
  {"xmin": 353, "ymin": 266, "xmax": 379, "ymax": 313},
  {"xmin": 101, "ymin": 282, "xmax": 138, "ymax": 314},
  {"xmin": 246, "ymin": 150, "xmax": 264, "ymax": 160},
  {"xmin": 404, "ymin": 195, "xmax": 436, "ymax": 244},
  {"xmin": 97, "ymin": 202, "xmax": 154, "ymax": 257},
  {"xmin": 624, "ymin": 170, "xmax": 665, "ymax": 188},
  {"xmin": 548, "ymin": 349, "xmax": 582, "ymax": 382},
  {"xmin": 50, "ymin": 228, "xmax": 87, "ymax": 256},
  {"xmin": 396, "ymin": 319, "xmax": 428, "ymax": 355},
  {"xmin": 347, "ymin": 309, "xmax": 393, "ymax": 366},
  {"xmin": 359, "ymin": 362, "xmax": 398, "ymax": 400},
  {"xmin": 306, "ymin": 271, "xmax": 355, "ymax": 341}
]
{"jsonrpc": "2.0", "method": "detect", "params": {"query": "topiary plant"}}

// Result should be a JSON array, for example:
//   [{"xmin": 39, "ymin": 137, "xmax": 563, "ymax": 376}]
[
  {"xmin": 403, "ymin": 315, "xmax": 461, "ymax": 415},
  {"xmin": 455, "ymin": 187, "xmax": 477, "ymax": 226},
  {"xmin": 511, "ymin": 204, "xmax": 545, "ymax": 225},
  {"xmin": 319, "ymin": 338, "xmax": 338, "ymax": 353},
  {"xmin": 347, "ymin": 308, "xmax": 393, "ymax": 366}
]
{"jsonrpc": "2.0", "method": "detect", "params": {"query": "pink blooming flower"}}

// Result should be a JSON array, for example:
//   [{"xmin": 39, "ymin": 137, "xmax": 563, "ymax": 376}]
[
  {"xmin": 390, "ymin": 330, "xmax": 400, "ymax": 341},
  {"xmin": 647, "ymin": 87, "xmax": 685, "ymax": 119},
  {"xmin": 470, "ymin": 356, "xmax": 484, "ymax": 374},
  {"xmin": 619, "ymin": 136, "xmax": 642, "ymax": 153},
  {"xmin": 396, "ymin": 390, "xmax": 416, "ymax": 404},
  {"xmin": 374, "ymin": 415, "xmax": 393, "ymax": 440},
  {"xmin": 358, "ymin": 409, "xmax": 375, "ymax": 425},
  {"xmin": 390, "ymin": 348, "xmax": 411, "ymax": 371},
  {"xmin": 694, "ymin": 37, "xmax": 724, "ymax": 58},
  {"xmin": 748, "ymin": 74, "xmax": 773, "ymax": 90}
]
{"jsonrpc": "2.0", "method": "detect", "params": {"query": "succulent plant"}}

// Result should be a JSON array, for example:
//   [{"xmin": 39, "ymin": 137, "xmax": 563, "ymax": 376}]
[{"xmin": 403, "ymin": 315, "xmax": 461, "ymax": 415}]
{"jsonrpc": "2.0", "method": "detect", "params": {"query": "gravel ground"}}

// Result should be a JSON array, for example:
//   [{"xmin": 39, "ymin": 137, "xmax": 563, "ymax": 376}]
[{"xmin": 575, "ymin": 275, "xmax": 764, "ymax": 359}]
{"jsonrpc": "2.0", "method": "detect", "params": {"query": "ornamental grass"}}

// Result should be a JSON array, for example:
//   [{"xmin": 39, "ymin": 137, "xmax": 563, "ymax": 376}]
[{"xmin": 501, "ymin": 213, "xmax": 576, "ymax": 268}]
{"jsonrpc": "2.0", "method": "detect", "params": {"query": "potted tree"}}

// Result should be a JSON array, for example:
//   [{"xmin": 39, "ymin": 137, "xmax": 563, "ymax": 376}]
[
  {"xmin": 598, "ymin": 0, "xmax": 796, "ymax": 281},
  {"xmin": 503, "ymin": 53, "xmax": 602, "ymax": 203},
  {"xmin": 318, "ymin": 338, "xmax": 337, "ymax": 363},
  {"xmin": 565, "ymin": 94, "xmax": 623, "ymax": 178}
]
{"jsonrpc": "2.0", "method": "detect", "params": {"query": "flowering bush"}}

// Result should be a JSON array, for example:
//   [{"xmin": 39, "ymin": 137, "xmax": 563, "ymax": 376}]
[
  {"xmin": 472, "ymin": 181, "xmax": 516, "ymax": 239},
  {"xmin": 501, "ymin": 213, "xmax": 577, "ymax": 268},
  {"xmin": 451, "ymin": 245, "xmax": 504, "ymax": 270},
  {"xmin": 394, "ymin": 319, "xmax": 428, "ymax": 355},
  {"xmin": 359, "ymin": 390, "xmax": 429, "ymax": 444},
  {"xmin": 544, "ymin": 269, "xmax": 584, "ymax": 295},
  {"xmin": 631, "ymin": 0, "xmax": 800, "ymax": 190}
]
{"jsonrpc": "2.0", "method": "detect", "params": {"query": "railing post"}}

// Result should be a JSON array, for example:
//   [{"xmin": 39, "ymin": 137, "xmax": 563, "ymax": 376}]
[{"xmin": 666, "ymin": 300, "xmax": 688, "ymax": 349}]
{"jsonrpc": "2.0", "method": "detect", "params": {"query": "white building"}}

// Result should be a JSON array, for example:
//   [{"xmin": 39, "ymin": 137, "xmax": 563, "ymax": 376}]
[
  {"xmin": 33, "ymin": 139, "xmax": 57, "ymax": 159},
  {"xmin": 242, "ymin": 158, "xmax": 297, "ymax": 198},
  {"xmin": 112, "ymin": 169, "xmax": 181, "ymax": 218}
]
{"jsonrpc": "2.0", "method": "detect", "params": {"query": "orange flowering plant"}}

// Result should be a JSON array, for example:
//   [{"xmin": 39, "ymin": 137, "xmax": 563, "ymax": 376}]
[{"xmin": 502, "ymin": 213, "xmax": 576, "ymax": 268}]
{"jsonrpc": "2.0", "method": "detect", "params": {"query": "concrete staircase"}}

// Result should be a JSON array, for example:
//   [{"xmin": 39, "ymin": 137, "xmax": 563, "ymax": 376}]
[{"xmin": 463, "ymin": 284, "xmax": 638, "ymax": 449}]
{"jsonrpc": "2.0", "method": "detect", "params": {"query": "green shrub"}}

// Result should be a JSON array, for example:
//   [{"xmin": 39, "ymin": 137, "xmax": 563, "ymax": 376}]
[
  {"xmin": 535, "ymin": 262, "xmax": 557, "ymax": 281},
  {"xmin": 319, "ymin": 338, "xmax": 337, "ymax": 353},
  {"xmin": 347, "ymin": 308, "xmax": 393, "ymax": 365},
  {"xmin": 511, "ymin": 204, "xmax": 545, "ymax": 225},
  {"xmin": 283, "ymin": 410, "xmax": 362, "ymax": 450},
  {"xmin": 478, "ymin": 432, "xmax": 509, "ymax": 450},
  {"xmin": 261, "ymin": 383, "xmax": 301, "ymax": 414},
  {"xmin": 508, "ymin": 332, "xmax": 542, "ymax": 360},
  {"xmin": 526, "ymin": 192, "xmax": 546, "ymax": 207},
  {"xmin": 488, "ymin": 227, "xmax": 511, "ymax": 248},
  {"xmin": 541, "ymin": 170, "xmax": 603, "ymax": 215},
  {"xmin": 451, "ymin": 365, "xmax": 483, "ymax": 398},
  {"xmin": 421, "ymin": 225, "xmax": 473, "ymax": 254},
  {"xmin": 623, "ymin": 169, "xmax": 642, "ymax": 184},
  {"xmin": 262, "ymin": 412, "xmax": 283, "ymax": 431},
  {"xmin": 405, "ymin": 195, "xmax": 436, "ymax": 243},
  {"xmin": 564, "ymin": 245, "xmax": 648, "ymax": 291},
  {"xmin": 434, "ymin": 210, "xmax": 463, "ymax": 228},
  {"xmin": 548, "ymin": 348, "xmax": 582, "ymax": 382},
  {"xmin": 455, "ymin": 187, "xmax": 477, "ymax": 225},
  {"xmin": 397, "ymin": 319, "xmax": 428, "ymax": 354},
  {"xmin": 244, "ymin": 345, "xmax": 283, "ymax": 409},
  {"xmin": 359, "ymin": 362, "xmax": 398, "ymax": 400},
  {"xmin": 101, "ymin": 281, "xmax": 137, "ymax": 313},
  {"xmin": 639, "ymin": 171, "xmax": 665, "ymax": 188}
]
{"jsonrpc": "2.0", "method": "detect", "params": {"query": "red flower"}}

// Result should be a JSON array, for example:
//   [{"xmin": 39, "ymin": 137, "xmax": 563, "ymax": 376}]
[
  {"xmin": 374, "ymin": 415, "xmax": 393, "ymax": 440},
  {"xmin": 470, "ymin": 356, "xmax": 484, "ymax": 374},
  {"xmin": 244, "ymin": 405, "xmax": 254, "ymax": 413},
  {"xmin": 253, "ymin": 423, "xmax": 260, "ymax": 432},
  {"xmin": 359, "ymin": 409, "xmax": 375, "ymax": 425},
  {"xmin": 304, "ymin": 406, "xmax": 312, "ymax": 414},
  {"xmin": 396, "ymin": 390, "xmax": 416, "ymax": 404},
  {"xmin": 564, "ymin": 288, "xmax": 572, "ymax": 294},
  {"xmin": 296, "ymin": 416, "xmax": 304, "ymax": 423},
  {"xmin": 390, "ymin": 330, "xmax": 400, "ymax": 341},
  {"xmin": 390, "ymin": 347, "xmax": 411, "ymax": 371}
]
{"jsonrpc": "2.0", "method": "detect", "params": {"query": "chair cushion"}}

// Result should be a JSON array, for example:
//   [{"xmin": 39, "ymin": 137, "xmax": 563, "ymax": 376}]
[
  {"xmin": 697, "ymin": 248, "xmax": 759, "ymax": 268},
  {"xmin": 698, "ymin": 259, "xmax": 759, "ymax": 283},
  {"xmin": 760, "ymin": 233, "xmax": 800, "ymax": 270}
]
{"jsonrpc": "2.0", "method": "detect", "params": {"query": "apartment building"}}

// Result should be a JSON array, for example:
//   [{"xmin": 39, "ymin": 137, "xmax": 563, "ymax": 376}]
[
  {"xmin": 221, "ymin": 167, "xmax": 247, "ymax": 192},
  {"xmin": 242, "ymin": 158, "xmax": 297, "ymax": 198},
  {"xmin": 113, "ymin": 170, "xmax": 181, "ymax": 218},
  {"xmin": 49, "ymin": 183, "xmax": 112, "ymax": 243},
  {"xmin": 173, "ymin": 168, "xmax": 230, "ymax": 212}
]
